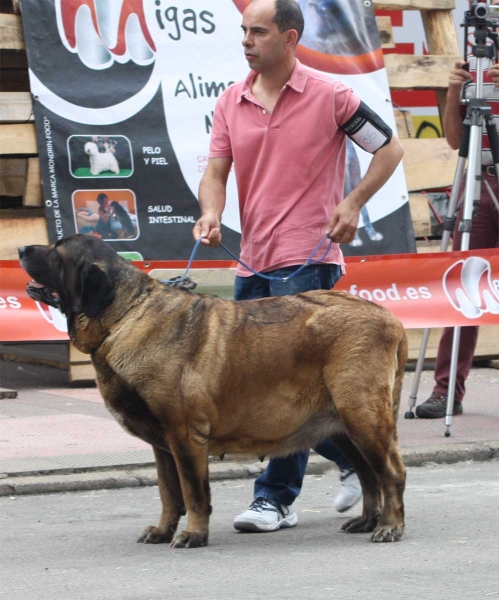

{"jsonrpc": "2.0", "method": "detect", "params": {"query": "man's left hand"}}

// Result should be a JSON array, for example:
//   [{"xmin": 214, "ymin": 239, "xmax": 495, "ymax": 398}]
[{"xmin": 325, "ymin": 199, "xmax": 360, "ymax": 244}]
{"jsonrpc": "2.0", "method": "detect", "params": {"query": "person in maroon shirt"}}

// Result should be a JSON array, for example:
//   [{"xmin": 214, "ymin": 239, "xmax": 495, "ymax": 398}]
[{"xmin": 416, "ymin": 4, "xmax": 499, "ymax": 419}]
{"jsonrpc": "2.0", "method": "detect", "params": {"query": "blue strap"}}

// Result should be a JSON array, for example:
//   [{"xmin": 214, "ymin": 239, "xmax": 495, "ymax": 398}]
[
  {"xmin": 161, "ymin": 235, "xmax": 333, "ymax": 285},
  {"xmin": 160, "ymin": 236, "xmax": 205, "ymax": 285},
  {"xmin": 220, "ymin": 236, "xmax": 333, "ymax": 282}
]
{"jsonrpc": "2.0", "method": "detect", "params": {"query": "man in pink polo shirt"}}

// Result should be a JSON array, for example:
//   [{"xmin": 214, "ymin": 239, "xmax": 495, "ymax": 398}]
[{"xmin": 193, "ymin": 0, "xmax": 404, "ymax": 533}]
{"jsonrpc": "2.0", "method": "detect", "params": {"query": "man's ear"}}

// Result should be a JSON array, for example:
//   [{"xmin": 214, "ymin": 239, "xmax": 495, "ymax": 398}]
[
  {"xmin": 287, "ymin": 28, "xmax": 299, "ymax": 49},
  {"xmin": 80, "ymin": 263, "xmax": 116, "ymax": 318}
]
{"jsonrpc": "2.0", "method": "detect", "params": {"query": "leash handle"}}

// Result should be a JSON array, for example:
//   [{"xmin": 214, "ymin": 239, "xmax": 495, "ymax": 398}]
[{"xmin": 160, "ymin": 235, "xmax": 333, "ymax": 285}]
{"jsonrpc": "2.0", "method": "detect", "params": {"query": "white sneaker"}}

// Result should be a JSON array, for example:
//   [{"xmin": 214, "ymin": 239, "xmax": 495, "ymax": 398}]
[
  {"xmin": 233, "ymin": 497, "xmax": 298, "ymax": 532},
  {"xmin": 334, "ymin": 469, "xmax": 362, "ymax": 513}
]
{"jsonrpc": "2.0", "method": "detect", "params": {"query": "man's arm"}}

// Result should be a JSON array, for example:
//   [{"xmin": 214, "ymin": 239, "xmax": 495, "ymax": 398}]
[
  {"xmin": 193, "ymin": 157, "xmax": 233, "ymax": 247},
  {"xmin": 443, "ymin": 61, "xmax": 472, "ymax": 150},
  {"xmin": 326, "ymin": 135, "xmax": 404, "ymax": 243}
]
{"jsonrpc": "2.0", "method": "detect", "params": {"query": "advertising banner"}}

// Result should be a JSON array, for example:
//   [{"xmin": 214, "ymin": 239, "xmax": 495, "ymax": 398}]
[
  {"xmin": 20, "ymin": 0, "xmax": 414, "ymax": 262},
  {"xmin": 1, "ymin": 249, "xmax": 498, "ymax": 342},
  {"xmin": 334, "ymin": 248, "xmax": 499, "ymax": 328}
]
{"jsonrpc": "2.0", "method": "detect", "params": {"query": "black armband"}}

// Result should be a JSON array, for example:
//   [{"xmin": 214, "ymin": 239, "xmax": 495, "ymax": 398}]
[{"xmin": 341, "ymin": 101, "xmax": 393, "ymax": 154}]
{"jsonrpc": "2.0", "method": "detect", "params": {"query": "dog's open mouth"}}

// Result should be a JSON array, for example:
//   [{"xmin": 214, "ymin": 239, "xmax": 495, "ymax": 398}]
[{"xmin": 26, "ymin": 280, "xmax": 62, "ymax": 310}]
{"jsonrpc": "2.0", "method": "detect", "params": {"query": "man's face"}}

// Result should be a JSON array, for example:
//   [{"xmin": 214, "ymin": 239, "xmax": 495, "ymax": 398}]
[{"xmin": 241, "ymin": 0, "xmax": 289, "ymax": 72}]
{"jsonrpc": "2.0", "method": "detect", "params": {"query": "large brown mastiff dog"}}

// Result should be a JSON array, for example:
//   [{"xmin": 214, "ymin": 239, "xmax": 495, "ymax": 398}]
[{"xmin": 19, "ymin": 234, "xmax": 407, "ymax": 548}]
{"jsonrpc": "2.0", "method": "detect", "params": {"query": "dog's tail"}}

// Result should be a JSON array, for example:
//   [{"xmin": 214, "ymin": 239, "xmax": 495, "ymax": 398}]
[{"xmin": 392, "ymin": 331, "xmax": 408, "ymax": 423}]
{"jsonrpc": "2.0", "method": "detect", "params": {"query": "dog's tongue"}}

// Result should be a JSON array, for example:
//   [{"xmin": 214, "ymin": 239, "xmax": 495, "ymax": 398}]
[{"xmin": 29, "ymin": 280, "xmax": 45, "ymax": 288}]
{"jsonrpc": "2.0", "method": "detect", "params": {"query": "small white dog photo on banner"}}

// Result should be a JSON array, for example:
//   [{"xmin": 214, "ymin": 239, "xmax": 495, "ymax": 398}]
[
  {"xmin": 84, "ymin": 141, "xmax": 120, "ymax": 175},
  {"xmin": 67, "ymin": 135, "xmax": 133, "ymax": 178}
]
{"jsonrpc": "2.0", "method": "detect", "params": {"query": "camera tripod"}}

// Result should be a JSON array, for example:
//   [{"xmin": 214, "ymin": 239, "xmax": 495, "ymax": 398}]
[{"xmin": 404, "ymin": 19, "xmax": 499, "ymax": 436}]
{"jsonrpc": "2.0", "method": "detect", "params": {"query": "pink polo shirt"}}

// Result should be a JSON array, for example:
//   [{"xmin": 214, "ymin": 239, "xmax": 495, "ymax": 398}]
[{"xmin": 209, "ymin": 59, "xmax": 361, "ymax": 276}]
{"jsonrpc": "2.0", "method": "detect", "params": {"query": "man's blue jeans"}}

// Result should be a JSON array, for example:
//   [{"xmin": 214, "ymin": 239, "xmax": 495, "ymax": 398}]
[{"xmin": 234, "ymin": 263, "xmax": 353, "ymax": 507}]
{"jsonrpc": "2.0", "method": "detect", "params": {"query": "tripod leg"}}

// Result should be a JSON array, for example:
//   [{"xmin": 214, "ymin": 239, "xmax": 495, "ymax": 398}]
[
  {"xmin": 405, "ymin": 328, "xmax": 431, "ymax": 418},
  {"xmin": 441, "ymin": 156, "xmax": 467, "ymax": 250},
  {"xmin": 483, "ymin": 177, "xmax": 499, "ymax": 211},
  {"xmin": 445, "ymin": 327, "xmax": 462, "ymax": 437},
  {"xmin": 443, "ymin": 103, "xmax": 483, "ymax": 436}
]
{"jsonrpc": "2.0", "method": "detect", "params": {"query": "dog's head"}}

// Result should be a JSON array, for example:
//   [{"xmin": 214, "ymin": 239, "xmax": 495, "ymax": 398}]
[
  {"xmin": 19, "ymin": 235, "xmax": 196, "ymax": 351},
  {"xmin": 84, "ymin": 141, "xmax": 98, "ymax": 156},
  {"xmin": 18, "ymin": 235, "xmax": 152, "ymax": 352},
  {"xmin": 19, "ymin": 235, "xmax": 124, "ymax": 319}
]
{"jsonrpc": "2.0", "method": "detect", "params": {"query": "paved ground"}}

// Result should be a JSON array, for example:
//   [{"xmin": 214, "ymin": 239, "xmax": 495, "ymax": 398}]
[
  {"xmin": 0, "ymin": 358, "xmax": 498, "ymax": 495},
  {"xmin": 1, "ymin": 461, "xmax": 498, "ymax": 600}
]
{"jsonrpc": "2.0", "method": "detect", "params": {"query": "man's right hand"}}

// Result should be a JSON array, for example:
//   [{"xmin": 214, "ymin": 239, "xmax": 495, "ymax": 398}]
[
  {"xmin": 193, "ymin": 212, "xmax": 222, "ymax": 247},
  {"xmin": 449, "ymin": 61, "xmax": 472, "ymax": 91}
]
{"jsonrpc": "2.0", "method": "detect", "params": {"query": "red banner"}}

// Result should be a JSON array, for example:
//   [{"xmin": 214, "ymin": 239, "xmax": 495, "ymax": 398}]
[
  {"xmin": 1, "ymin": 249, "xmax": 498, "ymax": 342},
  {"xmin": 335, "ymin": 248, "xmax": 499, "ymax": 328}
]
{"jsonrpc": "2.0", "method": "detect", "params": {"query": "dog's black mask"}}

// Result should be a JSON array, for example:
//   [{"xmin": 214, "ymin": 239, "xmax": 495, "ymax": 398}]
[
  {"xmin": 20, "ymin": 243, "xmax": 67, "ymax": 314},
  {"xmin": 19, "ymin": 236, "xmax": 121, "ymax": 320}
]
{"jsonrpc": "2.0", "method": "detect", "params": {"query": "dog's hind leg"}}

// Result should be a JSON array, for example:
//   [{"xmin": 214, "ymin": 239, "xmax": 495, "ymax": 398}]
[
  {"xmin": 137, "ymin": 446, "xmax": 185, "ymax": 544},
  {"xmin": 325, "ymin": 372, "xmax": 406, "ymax": 542},
  {"xmin": 168, "ymin": 432, "xmax": 212, "ymax": 549},
  {"xmin": 329, "ymin": 433, "xmax": 382, "ymax": 534}
]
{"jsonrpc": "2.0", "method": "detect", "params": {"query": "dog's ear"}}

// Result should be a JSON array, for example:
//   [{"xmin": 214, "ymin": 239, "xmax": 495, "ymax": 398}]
[{"xmin": 80, "ymin": 263, "xmax": 116, "ymax": 318}]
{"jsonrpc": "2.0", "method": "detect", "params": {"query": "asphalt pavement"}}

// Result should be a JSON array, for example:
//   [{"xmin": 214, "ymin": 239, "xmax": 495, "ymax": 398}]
[
  {"xmin": 1, "ymin": 461, "xmax": 498, "ymax": 600},
  {"xmin": 0, "ymin": 358, "xmax": 498, "ymax": 496}
]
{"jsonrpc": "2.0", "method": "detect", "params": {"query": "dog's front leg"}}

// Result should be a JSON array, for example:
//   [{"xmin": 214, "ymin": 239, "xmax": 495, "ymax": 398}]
[
  {"xmin": 137, "ymin": 446, "xmax": 185, "ymax": 544},
  {"xmin": 168, "ymin": 436, "xmax": 211, "ymax": 549}
]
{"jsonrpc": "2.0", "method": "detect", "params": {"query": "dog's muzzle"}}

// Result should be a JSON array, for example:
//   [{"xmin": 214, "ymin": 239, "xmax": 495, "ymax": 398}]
[{"xmin": 26, "ymin": 281, "xmax": 62, "ymax": 311}]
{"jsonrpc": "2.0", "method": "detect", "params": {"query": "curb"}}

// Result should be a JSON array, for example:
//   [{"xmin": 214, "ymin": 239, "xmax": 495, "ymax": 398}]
[
  {"xmin": 1, "ymin": 442, "xmax": 498, "ymax": 497},
  {"xmin": 0, "ymin": 455, "xmax": 333, "ymax": 497}
]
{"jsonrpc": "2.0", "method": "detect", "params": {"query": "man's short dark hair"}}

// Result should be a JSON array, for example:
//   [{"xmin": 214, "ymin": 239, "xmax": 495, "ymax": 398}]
[{"xmin": 271, "ymin": 0, "xmax": 304, "ymax": 43}]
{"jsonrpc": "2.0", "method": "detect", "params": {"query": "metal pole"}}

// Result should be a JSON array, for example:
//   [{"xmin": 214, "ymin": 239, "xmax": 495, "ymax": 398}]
[{"xmin": 444, "ymin": 56, "xmax": 485, "ymax": 437}]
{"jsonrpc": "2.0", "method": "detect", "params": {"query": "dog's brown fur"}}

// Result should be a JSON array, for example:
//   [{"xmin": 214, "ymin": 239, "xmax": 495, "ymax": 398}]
[{"xmin": 19, "ymin": 235, "xmax": 407, "ymax": 548}]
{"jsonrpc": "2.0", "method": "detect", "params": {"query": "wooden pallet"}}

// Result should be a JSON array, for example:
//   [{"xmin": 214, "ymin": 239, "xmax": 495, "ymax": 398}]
[
  {"xmin": 0, "ymin": 5, "xmax": 41, "ymax": 212},
  {"xmin": 1, "ymin": 0, "xmax": 496, "ymax": 380}
]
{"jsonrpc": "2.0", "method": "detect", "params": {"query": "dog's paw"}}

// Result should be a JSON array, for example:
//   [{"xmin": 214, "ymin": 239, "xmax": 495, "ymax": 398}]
[
  {"xmin": 170, "ymin": 530, "xmax": 208, "ymax": 549},
  {"xmin": 371, "ymin": 525, "xmax": 404, "ymax": 543},
  {"xmin": 137, "ymin": 525, "xmax": 174, "ymax": 544},
  {"xmin": 341, "ymin": 515, "xmax": 379, "ymax": 534}
]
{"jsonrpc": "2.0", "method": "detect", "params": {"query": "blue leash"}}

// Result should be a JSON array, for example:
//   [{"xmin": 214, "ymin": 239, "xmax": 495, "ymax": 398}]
[{"xmin": 161, "ymin": 235, "xmax": 333, "ymax": 285}]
